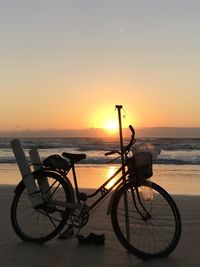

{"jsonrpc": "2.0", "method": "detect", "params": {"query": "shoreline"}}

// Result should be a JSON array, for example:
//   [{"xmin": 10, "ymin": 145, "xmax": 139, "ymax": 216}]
[{"xmin": 0, "ymin": 163, "xmax": 200, "ymax": 195}]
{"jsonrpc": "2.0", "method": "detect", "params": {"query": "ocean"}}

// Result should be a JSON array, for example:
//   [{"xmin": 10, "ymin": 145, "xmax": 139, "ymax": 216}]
[
  {"xmin": 0, "ymin": 137, "xmax": 199, "ymax": 165},
  {"xmin": 0, "ymin": 137, "xmax": 199, "ymax": 194}
]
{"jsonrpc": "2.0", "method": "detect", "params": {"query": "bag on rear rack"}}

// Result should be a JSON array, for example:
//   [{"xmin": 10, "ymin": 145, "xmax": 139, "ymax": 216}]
[{"xmin": 43, "ymin": 154, "xmax": 70, "ymax": 171}]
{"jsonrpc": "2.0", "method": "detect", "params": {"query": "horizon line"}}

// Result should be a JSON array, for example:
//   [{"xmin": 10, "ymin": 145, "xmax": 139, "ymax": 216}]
[{"xmin": 0, "ymin": 127, "xmax": 200, "ymax": 138}]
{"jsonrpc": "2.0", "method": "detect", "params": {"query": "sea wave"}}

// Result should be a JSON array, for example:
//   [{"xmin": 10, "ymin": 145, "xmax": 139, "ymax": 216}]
[
  {"xmin": 0, "ymin": 152, "xmax": 199, "ymax": 165},
  {"xmin": 1, "ymin": 137, "xmax": 200, "ymax": 150},
  {"xmin": 0, "ymin": 137, "xmax": 200, "ymax": 165}
]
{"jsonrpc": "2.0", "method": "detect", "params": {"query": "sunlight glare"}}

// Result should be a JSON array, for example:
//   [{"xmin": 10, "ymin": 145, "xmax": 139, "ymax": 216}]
[
  {"xmin": 106, "ymin": 166, "xmax": 117, "ymax": 189},
  {"xmin": 105, "ymin": 119, "xmax": 118, "ymax": 134},
  {"xmin": 90, "ymin": 105, "xmax": 133, "ymax": 136}
]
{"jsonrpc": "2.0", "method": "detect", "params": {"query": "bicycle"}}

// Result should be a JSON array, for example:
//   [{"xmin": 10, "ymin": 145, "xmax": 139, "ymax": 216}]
[{"xmin": 10, "ymin": 105, "xmax": 181, "ymax": 259}]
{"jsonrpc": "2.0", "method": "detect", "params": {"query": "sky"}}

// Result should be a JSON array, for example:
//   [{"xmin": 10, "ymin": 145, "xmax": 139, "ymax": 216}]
[{"xmin": 0, "ymin": 0, "xmax": 200, "ymax": 136}]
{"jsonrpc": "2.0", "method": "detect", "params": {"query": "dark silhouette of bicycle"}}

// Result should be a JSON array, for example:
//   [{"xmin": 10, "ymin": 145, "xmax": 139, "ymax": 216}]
[{"xmin": 10, "ymin": 105, "xmax": 181, "ymax": 259}]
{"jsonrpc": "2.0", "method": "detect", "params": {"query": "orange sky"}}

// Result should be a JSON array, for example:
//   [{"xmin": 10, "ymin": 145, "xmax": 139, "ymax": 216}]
[{"xmin": 0, "ymin": 1, "xmax": 200, "ymax": 134}]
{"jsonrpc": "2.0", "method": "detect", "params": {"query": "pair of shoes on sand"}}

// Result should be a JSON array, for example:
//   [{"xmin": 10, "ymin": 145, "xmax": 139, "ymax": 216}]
[
  {"xmin": 58, "ymin": 225, "xmax": 105, "ymax": 246},
  {"xmin": 77, "ymin": 233, "xmax": 105, "ymax": 246}
]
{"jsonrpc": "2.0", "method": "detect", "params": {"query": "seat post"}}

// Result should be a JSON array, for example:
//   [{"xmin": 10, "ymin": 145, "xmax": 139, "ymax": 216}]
[{"xmin": 71, "ymin": 163, "xmax": 80, "ymax": 203}]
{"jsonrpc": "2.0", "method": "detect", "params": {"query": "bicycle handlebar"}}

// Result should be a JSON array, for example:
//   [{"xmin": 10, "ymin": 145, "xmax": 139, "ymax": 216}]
[
  {"xmin": 105, "ymin": 125, "xmax": 136, "ymax": 156},
  {"xmin": 105, "ymin": 150, "xmax": 119, "ymax": 156},
  {"xmin": 129, "ymin": 125, "xmax": 135, "ymax": 137}
]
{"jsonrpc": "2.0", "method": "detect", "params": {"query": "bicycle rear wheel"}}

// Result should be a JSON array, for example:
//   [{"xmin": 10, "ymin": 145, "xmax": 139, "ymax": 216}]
[
  {"xmin": 11, "ymin": 171, "xmax": 72, "ymax": 243},
  {"xmin": 111, "ymin": 180, "xmax": 181, "ymax": 259}
]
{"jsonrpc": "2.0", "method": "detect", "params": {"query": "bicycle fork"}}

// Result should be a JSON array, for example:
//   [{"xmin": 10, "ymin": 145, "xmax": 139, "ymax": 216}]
[{"xmin": 130, "ymin": 185, "xmax": 152, "ymax": 221}]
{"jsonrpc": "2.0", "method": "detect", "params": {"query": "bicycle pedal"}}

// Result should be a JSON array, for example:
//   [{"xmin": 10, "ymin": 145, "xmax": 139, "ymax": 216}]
[{"xmin": 58, "ymin": 226, "xmax": 74, "ymax": 240}]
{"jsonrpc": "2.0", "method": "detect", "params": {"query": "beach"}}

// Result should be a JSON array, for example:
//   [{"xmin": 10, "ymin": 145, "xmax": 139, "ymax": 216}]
[
  {"xmin": 0, "ymin": 165, "xmax": 200, "ymax": 267},
  {"xmin": 1, "ymin": 0, "xmax": 200, "ymax": 265}
]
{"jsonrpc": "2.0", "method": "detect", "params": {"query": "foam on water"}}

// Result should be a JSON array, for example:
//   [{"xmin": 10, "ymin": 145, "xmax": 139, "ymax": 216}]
[{"xmin": 0, "ymin": 137, "xmax": 199, "ymax": 165}]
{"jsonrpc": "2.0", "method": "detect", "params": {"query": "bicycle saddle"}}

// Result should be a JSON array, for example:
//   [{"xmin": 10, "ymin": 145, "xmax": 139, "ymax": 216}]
[{"xmin": 62, "ymin": 152, "xmax": 86, "ymax": 163}]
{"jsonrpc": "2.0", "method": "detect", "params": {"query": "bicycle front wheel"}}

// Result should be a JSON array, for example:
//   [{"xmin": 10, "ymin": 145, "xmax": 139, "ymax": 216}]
[
  {"xmin": 111, "ymin": 180, "xmax": 181, "ymax": 259},
  {"xmin": 11, "ymin": 171, "xmax": 72, "ymax": 243}
]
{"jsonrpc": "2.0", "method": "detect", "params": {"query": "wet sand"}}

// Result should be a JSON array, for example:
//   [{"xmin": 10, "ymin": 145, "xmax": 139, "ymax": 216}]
[{"xmin": 0, "ymin": 184, "xmax": 200, "ymax": 267}]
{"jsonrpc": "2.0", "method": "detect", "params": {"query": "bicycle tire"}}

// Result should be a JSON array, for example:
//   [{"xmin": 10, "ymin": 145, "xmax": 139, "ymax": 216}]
[
  {"xmin": 11, "ymin": 171, "xmax": 72, "ymax": 243},
  {"xmin": 111, "ymin": 180, "xmax": 181, "ymax": 259}
]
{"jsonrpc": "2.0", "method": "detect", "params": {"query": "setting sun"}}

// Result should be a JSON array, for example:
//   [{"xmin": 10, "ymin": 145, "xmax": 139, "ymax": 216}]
[
  {"xmin": 104, "ymin": 120, "xmax": 118, "ymax": 134},
  {"xmin": 90, "ymin": 106, "xmax": 131, "ymax": 135}
]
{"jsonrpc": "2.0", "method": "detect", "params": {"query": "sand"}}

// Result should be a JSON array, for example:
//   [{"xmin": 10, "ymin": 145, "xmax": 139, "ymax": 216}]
[{"xmin": 0, "ymin": 185, "xmax": 200, "ymax": 267}]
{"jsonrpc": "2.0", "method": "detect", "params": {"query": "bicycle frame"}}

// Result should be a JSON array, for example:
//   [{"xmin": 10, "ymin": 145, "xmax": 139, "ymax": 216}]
[{"xmin": 63, "ymin": 162, "xmax": 129, "ymax": 213}]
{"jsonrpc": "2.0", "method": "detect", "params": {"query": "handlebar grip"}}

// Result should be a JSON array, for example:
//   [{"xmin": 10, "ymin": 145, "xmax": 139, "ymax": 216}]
[
  {"xmin": 105, "ymin": 150, "xmax": 118, "ymax": 156},
  {"xmin": 129, "ymin": 125, "xmax": 135, "ymax": 137}
]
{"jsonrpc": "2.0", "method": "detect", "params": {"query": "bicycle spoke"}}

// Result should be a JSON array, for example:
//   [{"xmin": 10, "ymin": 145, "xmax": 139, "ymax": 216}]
[
  {"xmin": 111, "ymin": 181, "xmax": 181, "ymax": 259},
  {"xmin": 11, "ymin": 172, "xmax": 71, "ymax": 242}
]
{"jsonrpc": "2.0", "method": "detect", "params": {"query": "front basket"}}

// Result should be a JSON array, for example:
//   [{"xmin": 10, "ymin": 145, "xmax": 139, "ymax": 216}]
[{"xmin": 127, "ymin": 152, "xmax": 153, "ymax": 179}]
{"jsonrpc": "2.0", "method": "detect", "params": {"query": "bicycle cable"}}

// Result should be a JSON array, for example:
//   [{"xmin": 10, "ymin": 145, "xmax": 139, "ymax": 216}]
[{"xmin": 122, "ymin": 107, "xmax": 126, "ymax": 120}]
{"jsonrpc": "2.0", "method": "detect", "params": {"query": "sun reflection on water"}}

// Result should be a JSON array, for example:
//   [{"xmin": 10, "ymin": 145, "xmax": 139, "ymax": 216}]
[{"xmin": 106, "ymin": 166, "xmax": 118, "ymax": 189}]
